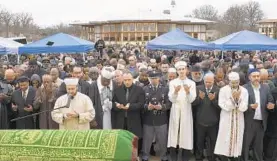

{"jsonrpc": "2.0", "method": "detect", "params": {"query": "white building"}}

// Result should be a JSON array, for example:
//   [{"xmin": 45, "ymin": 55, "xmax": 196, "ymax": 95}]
[
  {"xmin": 258, "ymin": 19, "xmax": 277, "ymax": 39},
  {"xmin": 71, "ymin": 10, "xmax": 213, "ymax": 44}
]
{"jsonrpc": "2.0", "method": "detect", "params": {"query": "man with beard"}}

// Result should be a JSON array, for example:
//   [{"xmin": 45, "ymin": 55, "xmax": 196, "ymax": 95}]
[
  {"xmin": 34, "ymin": 74, "xmax": 58, "ymax": 129},
  {"xmin": 242, "ymin": 69, "xmax": 274, "ymax": 161},
  {"xmin": 90, "ymin": 66, "xmax": 115, "ymax": 129},
  {"xmin": 190, "ymin": 65, "xmax": 204, "ymax": 86},
  {"xmin": 23, "ymin": 60, "xmax": 47, "ymax": 78},
  {"xmin": 134, "ymin": 68, "xmax": 149, "ymax": 87},
  {"xmin": 87, "ymin": 67, "xmax": 99, "ymax": 84},
  {"xmin": 215, "ymin": 72, "xmax": 248, "ymax": 161},
  {"xmin": 0, "ymin": 71, "xmax": 13, "ymax": 129},
  {"xmin": 52, "ymin": 78, "xmax": 95, "ymax": 130},
  {"xmin": 57, "ymin": 66, "xmax": 92, "ymax": 98}
]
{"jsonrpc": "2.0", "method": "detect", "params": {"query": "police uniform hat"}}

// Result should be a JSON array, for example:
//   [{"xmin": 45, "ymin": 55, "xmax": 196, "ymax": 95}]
[
  {"xmin": 17, "ymin": 76, "xmax": 30, "ymax": 83},
  {"xmin": 148, "ymin": 70, "xmax": 161, "ymax": 78}
]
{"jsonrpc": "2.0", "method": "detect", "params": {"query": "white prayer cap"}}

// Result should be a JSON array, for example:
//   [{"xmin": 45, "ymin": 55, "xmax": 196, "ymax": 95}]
[
  {"xmin": 101, "ymin": 66, "xmax": 114, "ymax": 79},
  {"xmin": 139, "ymin": 65, "xmax": 147, "ymax": 71},
  {"xmin": 168, "ymin": 68, "xmax": 177, "ymax": 73},
  {"xmin": 64, "ymin": 78, "xmax": 78, "ymax": 86},
  {"xmin": 228, "ymin": 72, "xmax": 240, "ymax": 81},
  {"xmin": 150, "ymin": 59, "xmax": 156, "ymax": 63},
  {"xmin": 174, "ymin": 61, "xmax": 187, "ymax": 69}
]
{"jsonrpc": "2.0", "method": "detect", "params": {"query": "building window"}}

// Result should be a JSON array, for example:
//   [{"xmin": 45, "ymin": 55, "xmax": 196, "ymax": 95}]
[
  {"xmin": 193, "ymin": 33, "xmax": 198, "ymax": 39},
  {"xmin": 115, "ymin": 34, "xmax": 121, "ymax": 41},
  {"xmin": 110, "ymin": 33, "xmax": 115, "ymax": 41},
  {"xmin": 149, "ymin": 23, "xmax": 156, "ymax": 31},
  {"xmin": 130, "ymin": 33, "xmax": 136, "ymax": 41},
  {"xmin": 137, "ymin": 23, "xmax": 143, "ymax": 31},
  {"xmin": 143, "ymin": 23, "xmax": 149, "ymax": 31},
  {"xmin": 123, "ymin": 33, "xmax": 128, "ymax": 41},
  {"xmin": 123, "ymin": 24, "xmax": 129, "ymax": 31},
  {"xmin": 95, "ymin": 26, "xmax": 101, "ymax": 33},
  {"xmin": 116, "ymin": 24, "xmax": 122, "ymax": 32},
  {"xmin": 269, "ymin": 28, "xmax": 272, "ymax": 33},
  {"xmin": 137, "ymin": 33, "xmax": 142, "ymax": 41},
  {"xmin": 157, "ymin": 24, "xmax": 170, "ymax": 32},
  {"xmin": 143, "ymin": 34, "xmax": 149, "ymax": 41},
  {"xmin": 158, "ymin": 32, "xmax": 165, "ymax": 36},
  {"xmin": 103, "ymin": 25, "xmax": 110, "ymax": 32},
  {"xmin": 103, "ymin": 34, "xmax": 109, "ymax": 41},
  {"xmin": 130, "ymin": 23, "xmax": 135, "ymax": 31},
  {"xmin": 150, "ymin": 33, "xmax": 156, "ymax": 40},
  {"xmin": 262, "ymin": 27, "xmax": 264, "ymax": 33},
  {"xmin": 110, "ymin": 25, "xmax": 115, "ymax": 32}
]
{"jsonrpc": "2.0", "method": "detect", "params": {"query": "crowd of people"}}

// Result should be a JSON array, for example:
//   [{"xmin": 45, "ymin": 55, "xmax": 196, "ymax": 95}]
[{"xmin": 1, "ymin": 47, "xmax": 277, "ymax": 161}]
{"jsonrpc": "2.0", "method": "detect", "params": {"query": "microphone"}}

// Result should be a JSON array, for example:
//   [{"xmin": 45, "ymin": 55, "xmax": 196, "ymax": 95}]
[{"xmin": 65, "ymin": 95, "xmax": 74, "ymax": 108}]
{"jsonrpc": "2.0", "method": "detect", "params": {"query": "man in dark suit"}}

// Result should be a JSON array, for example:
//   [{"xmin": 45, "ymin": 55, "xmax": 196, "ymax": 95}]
[
  {"xmin": 11, "ymin": 76, "xmax": 36, "ymax": 129},
  {"xmin": 90, "ymin": 66, "xmax": 116, "ymax": 129},
  {"xmin": 57, "ymin": 66, "xmax": 92, "ymax": 97},
  {"xmin": 193, "ymin": 73, "xmax": 220, "ymax": 161},
  {"xmin": 112, "ymin": 71, "xmax": 145, "ymax": 157},
  {"xmin": 242, "ymin": 68, "xmax": 275, "ymax": 161}
]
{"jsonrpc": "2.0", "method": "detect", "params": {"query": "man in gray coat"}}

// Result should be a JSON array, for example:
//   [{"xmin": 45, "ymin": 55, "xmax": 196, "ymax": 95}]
[{"xmin": 242, "ymin": 68, "xmax": 275, "ymax": 161}]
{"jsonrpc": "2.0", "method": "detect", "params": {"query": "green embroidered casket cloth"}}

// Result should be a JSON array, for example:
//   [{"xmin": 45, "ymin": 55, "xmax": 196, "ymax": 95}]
[{"xmin": 0, "ymin": 130, "xmax": 138, "ymax": 161}]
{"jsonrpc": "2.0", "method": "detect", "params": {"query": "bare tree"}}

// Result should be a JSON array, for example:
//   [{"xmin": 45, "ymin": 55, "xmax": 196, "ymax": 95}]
[
  {"xmin": 1, "ymin": 9, "xmax": 13, "ymax": 37},
  {"xmin": 192, "ymin": 5, "xmax": 219, "ymax": 21},
  {"xmin": 222, "ymin": 5, "xmax": 246, "ymax": 33},
  {"xmin": 11, "ymin": 13, "xmax": 21, "ymax": 36},
  {"xmin": 243, "ymin": 1, "xmax": 264, "ymax": 31}
]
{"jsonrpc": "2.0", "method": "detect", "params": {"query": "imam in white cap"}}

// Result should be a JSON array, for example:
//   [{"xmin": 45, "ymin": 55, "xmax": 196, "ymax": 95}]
[
  {"xmin": 64, "ymin": 78, "xmax": 79, "ymax": 86},
  {"xmin": 175, "ymin": 61, "xmax": 187, "ymax": 69},
  {"xmin": 101, "ymin": 66, "xmax": 114, "ymax": 79},
  {"xmin": 168, "ymin": 68, "xmax": 177, "ymax": 73},
  {"xmin": 228, "ymin": 72, "xmax": 240, "ymax": 81}
]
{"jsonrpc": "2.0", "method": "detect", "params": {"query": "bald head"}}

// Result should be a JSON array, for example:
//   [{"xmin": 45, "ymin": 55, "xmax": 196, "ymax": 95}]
[
  {"xmin": 260, "ymin": 69, "xmax": 269, "ymax": 82},
  {"xmin": 50, "ymin": 68, "xmax": 59, "ymax": 81},
  {"xmin": 5, "ymin": 69, "xmax": 16, "ymax": 82}
]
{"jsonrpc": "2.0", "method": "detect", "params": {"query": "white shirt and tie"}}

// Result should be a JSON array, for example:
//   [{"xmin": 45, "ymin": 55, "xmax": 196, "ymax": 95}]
[
  {"xmin": 252, "ymin": 85, "xmax": 262, "ymax": 120},
  {"xmin": 22, "ymin": 87, "xmax": 29, "ymax": 100}
]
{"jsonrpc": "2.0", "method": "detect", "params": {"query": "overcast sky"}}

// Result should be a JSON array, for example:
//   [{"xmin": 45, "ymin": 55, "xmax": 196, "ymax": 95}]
[{"xmin": 0, "ymin": 0, "xmax": 276, "ymax": 27}]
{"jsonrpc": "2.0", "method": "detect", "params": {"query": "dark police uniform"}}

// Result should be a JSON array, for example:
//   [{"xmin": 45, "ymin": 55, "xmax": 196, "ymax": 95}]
[{"xmin": 141, "ymin": 71, "xmax": 171, "ymax": 161}]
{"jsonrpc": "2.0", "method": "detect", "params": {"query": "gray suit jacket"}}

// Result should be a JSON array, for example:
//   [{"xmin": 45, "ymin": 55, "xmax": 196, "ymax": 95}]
[{"xmin": 243, "ymin": 83, "xmax": 274, "ymax": 131}]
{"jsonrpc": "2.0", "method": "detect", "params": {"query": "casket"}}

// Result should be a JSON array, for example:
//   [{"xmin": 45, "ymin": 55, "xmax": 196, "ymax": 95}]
[{"xmin": 0, "ymin": 130, "xmax": 138, "ymax": 161}]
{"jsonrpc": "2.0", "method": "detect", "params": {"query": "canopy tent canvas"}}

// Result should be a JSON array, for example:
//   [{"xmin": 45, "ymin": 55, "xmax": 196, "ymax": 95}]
[
  {"xmin": 19, "ymin": 33, "xmax": 95, "ymax": 54},
  {"xmin": 212, "ymin": 30, "xmax": 277, "ymax": 51},
  {"xmin": 0, "ymin": 37, "xmax": 24, "ymax": 54},
  {"xmin": 146, "ymin": 28, "xmax": 214, "ymax": 50}
]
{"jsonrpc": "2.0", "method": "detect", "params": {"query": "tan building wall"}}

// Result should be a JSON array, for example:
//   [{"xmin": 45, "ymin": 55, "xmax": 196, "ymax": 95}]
[
  {"xmin": 78, "ymin": 21, "xmax": 208, "ymax": 45},
  {"xmin": 258, "ymin": 19, "xmax": 277, "ymax": 39}
]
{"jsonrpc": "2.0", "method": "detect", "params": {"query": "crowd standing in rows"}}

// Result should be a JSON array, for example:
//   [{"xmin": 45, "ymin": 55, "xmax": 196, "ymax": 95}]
[{"xmin": 1, "ymin": 47, "xmax": 277, "ymax": 161}]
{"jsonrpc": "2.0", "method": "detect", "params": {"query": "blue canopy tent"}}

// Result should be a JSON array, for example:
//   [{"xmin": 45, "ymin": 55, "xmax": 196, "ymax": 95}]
[
  {"xmin": 212, "ymin": 30, "xmax": 277, "ymax": 51},
  {"xmin": 146, "ymin": 28, "xmax": 214, "ymax": 50},
  {"xmin": 19, "ymin": 33, "xmax": 94, "ymax": 54}
]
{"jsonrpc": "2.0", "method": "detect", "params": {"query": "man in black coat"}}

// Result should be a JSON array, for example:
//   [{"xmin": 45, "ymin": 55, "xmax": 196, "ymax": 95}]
[
  {"xmin": 57, "ymin": 66, "xmax": 92, "ymax": 98},
  {"xmin": 11, "ymin": 76, "xmax": 36, "ymax": 129},
  {"xmin": 242, "ymin": 69, "xmax": 275, "ymax": 161},
  {"xmin": 112, "ymin": 71, "xmax": 145, "ymax": 156},
  {"xmin": 193, "ymin": 73, "xmax": 220, "ymax": 161},
  {"xmin": 90, "ymin": 66, "xmax": 116, "ymax": 129}
]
